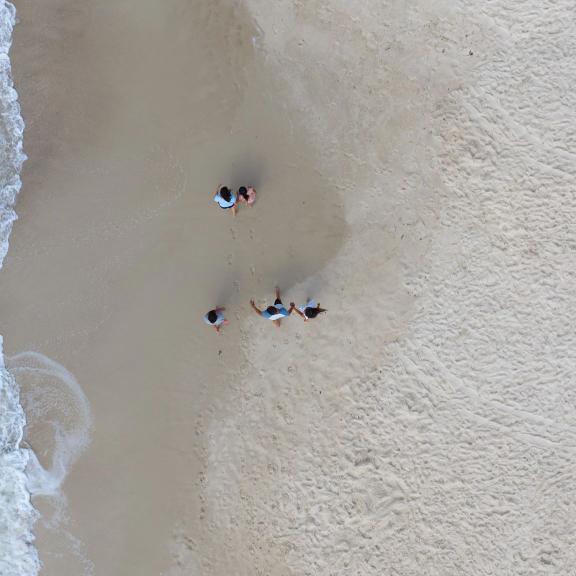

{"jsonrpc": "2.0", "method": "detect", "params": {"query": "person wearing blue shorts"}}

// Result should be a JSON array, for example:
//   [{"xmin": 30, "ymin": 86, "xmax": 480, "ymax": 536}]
[{"xmin": 250, "ymin": 287, "xmax": 294, "ymax": 327}]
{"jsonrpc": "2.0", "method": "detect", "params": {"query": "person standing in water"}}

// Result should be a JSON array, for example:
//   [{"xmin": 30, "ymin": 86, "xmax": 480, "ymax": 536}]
[
  {"xmin": 291, "ymin": 299, "xmax": 327, "ymax": 322},
  {"xmin": 213, "ymin": 185, "xmax": 238, "ymax": 215},
  {"xmin": 250, "ymin": 287, "xmax": 294, "ymax": 327},
  {"xmin": 237, "ymin": 186, "xmax": 256, "ymax": 206},
  {"xmin": 203, "ymin": 307, "xmax": 229, "ymax": 333}
]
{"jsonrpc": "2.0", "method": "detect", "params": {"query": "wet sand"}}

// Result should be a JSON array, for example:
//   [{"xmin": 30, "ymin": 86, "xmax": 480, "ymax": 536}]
[{"xmin": 2, "ymin": 1, "xmax": 344, "ymax": 574}]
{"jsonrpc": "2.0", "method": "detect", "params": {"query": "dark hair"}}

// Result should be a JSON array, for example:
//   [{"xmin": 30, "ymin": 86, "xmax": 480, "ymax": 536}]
[
  {"xmin": 305, "ymin": 307, "xmax": 327, "ymax": 319},
  {"xmin": 238, "ymin": 186, "xmax": 248, "ymax": 199},
  {"xmin": 219, "ymin": 186, "xmax": 232, "ymax": 202},
  {"xmin": 207, "ymin": 310, "xmax": 218, "ymax": 323},
  {"xmin": 266, "ymin": 306, "xmax": 278, "ymax": 315}
]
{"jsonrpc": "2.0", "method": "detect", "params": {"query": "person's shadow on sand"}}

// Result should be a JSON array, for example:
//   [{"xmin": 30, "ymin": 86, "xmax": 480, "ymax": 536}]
[{"xmin": 230, "ymin": 156, "xmax": 265, "ymax": 192}]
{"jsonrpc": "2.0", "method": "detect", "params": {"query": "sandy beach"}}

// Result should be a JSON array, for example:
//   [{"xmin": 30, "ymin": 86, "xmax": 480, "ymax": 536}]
[
  {"xmin": 2, "ymin": 0, "xmax": 576, "ymax": 574},
  {"xmin": 2, "ymin": 0, "xmax": 344, "ymax": 573}
]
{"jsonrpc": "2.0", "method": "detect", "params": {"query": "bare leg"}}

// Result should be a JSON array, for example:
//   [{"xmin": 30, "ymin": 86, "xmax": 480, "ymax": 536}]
[{"xmin": 273, "ymin": 319, "xmax": 281, "ymax": 328}]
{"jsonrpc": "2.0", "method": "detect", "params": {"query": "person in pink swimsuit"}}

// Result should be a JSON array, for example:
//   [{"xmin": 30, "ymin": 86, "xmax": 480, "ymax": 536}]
[{"xmin": 237, "ymin": 186, "xmax": 257, "ymax": 206}]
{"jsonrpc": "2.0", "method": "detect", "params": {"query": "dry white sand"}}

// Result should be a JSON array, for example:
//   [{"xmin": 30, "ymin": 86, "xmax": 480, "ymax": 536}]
[
  {"xmin": 2, "ymin": 0, "xmax": 576, "ymax": 574},
  {"xmin": 194, "ymin": 1, "xmax": 576, "ymax": 574}
]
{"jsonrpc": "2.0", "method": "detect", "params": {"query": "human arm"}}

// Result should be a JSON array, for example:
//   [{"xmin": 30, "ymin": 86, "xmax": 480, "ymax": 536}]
[
  {"xmin": 250, "ymin": 299, "xmax": 262, "ymax": 315},
  {"xmin": 290, "ymin": 303, "xmax": 306, "ymax": 320}
]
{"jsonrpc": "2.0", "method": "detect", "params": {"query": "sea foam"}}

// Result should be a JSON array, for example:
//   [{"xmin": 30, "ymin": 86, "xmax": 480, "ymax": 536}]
[
  {"xmin": 0, "ymin": 0, "xmax": 25, "ymax": 269},
  {"xmin": 0, "ymin": 339, "xmax": 40, "ymax": 576},
  {"xmin": 0, "ymin": 2, "xmax": 38, "ymax": 575}
]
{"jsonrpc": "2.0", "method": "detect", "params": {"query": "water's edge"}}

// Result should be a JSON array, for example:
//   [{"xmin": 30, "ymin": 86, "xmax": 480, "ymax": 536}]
[{"xmin": 0, "ymin": 2, "xmax": 39, "ymax": 575}]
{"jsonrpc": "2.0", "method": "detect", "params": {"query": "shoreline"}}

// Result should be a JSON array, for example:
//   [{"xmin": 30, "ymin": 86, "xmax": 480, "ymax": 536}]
[{"xmin": 4, "ymin": 0, "xmax": 346, "ymax": 574}]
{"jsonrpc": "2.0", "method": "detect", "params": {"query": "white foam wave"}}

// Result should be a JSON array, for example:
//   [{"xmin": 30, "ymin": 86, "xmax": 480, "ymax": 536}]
[
  {"xmin": 0, "ymin": 338, "xmax": 40, "ymax": 576},
  {"xmin": 0, "ymin": 0, "xmax": 25, "ymax": 270},
  {"xmin": 0, "ymin": 2, "xmax": 39, "ymax": 575},
  {"xmin": 7, "ymin": 352, "xmax": 95, "ymax": 576},
  {"xmin": 7, "ymin": 352, "xmax": 93, "ymax": 498}
]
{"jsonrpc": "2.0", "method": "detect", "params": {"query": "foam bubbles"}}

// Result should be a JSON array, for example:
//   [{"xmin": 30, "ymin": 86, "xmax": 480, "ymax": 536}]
[
  {"xmin": 0, "ymin": 0, "xmax": 25, "ymax": 271},
  {"xmin": 0, "ymin": 2, "xmax": 40, "ymax": 574},
  {"xmin": 0, "ymin": 345, "xmax": 93, "ymax": 576},
  {"xmin": 7, "ymin": 352, "xmax": 93, "ymax": 499},
  {"xmin": 0, "ymin": 338, "xmax": 40, "ymax": 576}
]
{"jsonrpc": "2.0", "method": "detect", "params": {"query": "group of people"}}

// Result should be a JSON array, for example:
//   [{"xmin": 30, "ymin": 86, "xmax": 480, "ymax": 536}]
[
  {"xmin": 204, "ymin": 186, "xmax": 327, "ymax": 333},
  {"xmin": 204, "ymin": 288, "xmax": 327, "ymax": 333},
  {"xmin": 213, "ymin": 184, "xmax": 256, "ymax": 215},
  {"xmin": 250, "ymin": 288, "xmax": 327, "ymax": 327}
]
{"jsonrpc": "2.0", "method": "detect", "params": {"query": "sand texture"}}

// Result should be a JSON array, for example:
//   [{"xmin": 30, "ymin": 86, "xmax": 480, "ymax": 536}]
[{"xmin": 1, "ymin": 0, "xmax": 576, "ymax": 574}]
